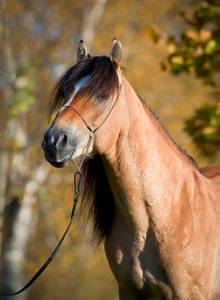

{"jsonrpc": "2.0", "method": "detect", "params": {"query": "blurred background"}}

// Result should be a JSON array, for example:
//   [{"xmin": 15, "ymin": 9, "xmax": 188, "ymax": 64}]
[{"xmin": 0, "ymin": 0, "xmax": 219, "ymax": 299}]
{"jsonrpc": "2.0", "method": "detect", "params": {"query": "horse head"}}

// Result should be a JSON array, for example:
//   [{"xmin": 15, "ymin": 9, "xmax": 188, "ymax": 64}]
[{"xmin": 42, "ymin": 38, "xmax": 123, "ymax": 168}]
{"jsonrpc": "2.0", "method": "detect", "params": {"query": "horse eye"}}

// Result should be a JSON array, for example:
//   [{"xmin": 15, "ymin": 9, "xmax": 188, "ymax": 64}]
[
  {"xmin": 96, "ymin": 95, "xmax": 102, "ymax": 101},
  {"xmin": 96, "ymin": 93, "xmax": 108, "ymax": 101}
]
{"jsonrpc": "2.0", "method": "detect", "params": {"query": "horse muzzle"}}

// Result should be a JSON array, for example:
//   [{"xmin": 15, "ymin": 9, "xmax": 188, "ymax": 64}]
[{"xmin": 42, "ymin": 125, "xmax": 76, "ymax": 168}]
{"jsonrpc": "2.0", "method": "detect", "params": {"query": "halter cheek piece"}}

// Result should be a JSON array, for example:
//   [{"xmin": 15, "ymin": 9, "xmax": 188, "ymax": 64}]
[
  {"xmin": 0, "ymin": 84, "xmax": 121, "ymax": 297},
  {"xmin": 62, "ymin": 84, "xmax": 121, "ymax": 170},
  {"xmin": 62, "ymin": 84, "xmax": 121, "ymax": 133}
]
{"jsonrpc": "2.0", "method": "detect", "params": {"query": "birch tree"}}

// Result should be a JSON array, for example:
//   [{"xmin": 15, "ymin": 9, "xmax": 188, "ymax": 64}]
[
  {"xmin": 0, "ymin": 0, "xmax": 108, "ymax": 298},
  {"xmin": 0, "ymin": 1, "xmax": 49, "ymax": 298}
]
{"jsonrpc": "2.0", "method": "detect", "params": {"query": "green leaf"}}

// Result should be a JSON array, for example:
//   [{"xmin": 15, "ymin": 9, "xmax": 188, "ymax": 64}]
[{"xmin": 205, "ymin": 39, "xmax": 217, "ymax": 53}]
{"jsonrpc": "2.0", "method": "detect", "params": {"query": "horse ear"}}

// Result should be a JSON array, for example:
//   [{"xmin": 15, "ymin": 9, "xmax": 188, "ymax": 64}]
[
  {"xmin": 110, "ymin": 38, "xmax": 122, "ymax": 70},
  {"xmin": 77, "ymin": 40, "xmax": 89, "ymax": 61}
]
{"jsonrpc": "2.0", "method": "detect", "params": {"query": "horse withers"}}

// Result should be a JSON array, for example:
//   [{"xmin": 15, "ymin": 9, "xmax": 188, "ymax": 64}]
[{"xmin": 42, "ymin": 38, "xmax": 220, "ymax": 299}]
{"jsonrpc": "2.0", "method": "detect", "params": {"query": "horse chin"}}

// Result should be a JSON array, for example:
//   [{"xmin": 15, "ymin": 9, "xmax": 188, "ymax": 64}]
[
  {"xmin": 49, "ymin": 151, "xmax": 75, "ymax": 168},
  {"xmin": 50, "ymin": 159, "xmax": 71, "ymax": 168}
]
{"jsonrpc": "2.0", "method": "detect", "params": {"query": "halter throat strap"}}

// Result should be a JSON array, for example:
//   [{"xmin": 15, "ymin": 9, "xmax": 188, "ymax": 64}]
[{"xmin": 63, "ymin": 84, "xmax": 121, "ymax": 171}]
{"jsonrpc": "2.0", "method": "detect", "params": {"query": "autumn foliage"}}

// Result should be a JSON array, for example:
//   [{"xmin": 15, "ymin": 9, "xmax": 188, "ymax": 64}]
[{"xmin": 148, "ymin": 0, "xmax": 220, "ymax": 156}]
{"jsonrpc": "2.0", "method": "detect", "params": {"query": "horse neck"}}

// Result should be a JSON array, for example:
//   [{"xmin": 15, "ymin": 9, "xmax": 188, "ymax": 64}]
[{"xmin": 102, "ymin": 77, "xmax": 197, "ymax": 233}]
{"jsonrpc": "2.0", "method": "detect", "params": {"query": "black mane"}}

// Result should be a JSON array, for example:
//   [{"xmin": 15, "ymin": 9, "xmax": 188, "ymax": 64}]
[
  {"xmin": 50, "ymin": 56, "xmax": 120, "ymax": 116},
  {"xmin": 81, "ymin": 155, "xmax": 114, "ymax": 244},
  {"xmin": 49, "ymin": 55, "xmax": 119, "ymax": 244}
]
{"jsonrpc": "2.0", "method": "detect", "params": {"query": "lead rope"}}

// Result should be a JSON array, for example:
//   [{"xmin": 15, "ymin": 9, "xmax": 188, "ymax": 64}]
[
  {"xmin": 0, "ymin": 134, "xmax": 94, "ymax": 297},
  {"xmin": 71, "ymin": 131, "xmax": 96, "ymax": 171},
  {"xmin": 0, "ymin": 173, "xmax": 82, "ymax": 297},
  {"xmin": 0, "ymin": 84, "xmax": 121, "ymax": 297}
]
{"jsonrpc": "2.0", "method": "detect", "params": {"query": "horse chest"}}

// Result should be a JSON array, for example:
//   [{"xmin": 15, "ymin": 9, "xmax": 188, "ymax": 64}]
[
  {"xmin": 105, "ymin": 220, "xmax": 215, "ymax": 300},
  {"xmin": 105, "ymin": 229, "xmax": 174, "ymax": 299}
]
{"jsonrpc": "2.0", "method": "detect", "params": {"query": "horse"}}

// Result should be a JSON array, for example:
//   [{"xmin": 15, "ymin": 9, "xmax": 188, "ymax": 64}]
[{"xmin": 42, "ymin": 38, "xmax": 220, "ymax": 299}]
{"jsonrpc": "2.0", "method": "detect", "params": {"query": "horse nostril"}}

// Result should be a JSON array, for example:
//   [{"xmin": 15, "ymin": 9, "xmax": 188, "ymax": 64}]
[
  {"xmin": 61, "ymin": 134, "xmax": 68, "ymax": 147},
  {"xmin": 57, "ymin": 133, "xmax": 68, "ymax": 149}
]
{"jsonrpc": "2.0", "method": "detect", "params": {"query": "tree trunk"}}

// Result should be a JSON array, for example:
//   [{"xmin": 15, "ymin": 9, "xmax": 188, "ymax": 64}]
[
  {"xmin": 80, "ymin": 0, "xmax": 108, "ymax": 51},
  {"xmin": 0, "ymin": 3, "xmax": 50, "ymax": 298},
  {"xmin": 1, "ymin": 164, "xmax": 49, "ymax": 299}
]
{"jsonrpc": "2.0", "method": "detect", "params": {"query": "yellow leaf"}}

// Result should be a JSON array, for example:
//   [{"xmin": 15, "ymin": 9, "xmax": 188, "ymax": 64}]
[{"xmin": 171, "ymin": 56, "xmax": 184, "ymax": 65}]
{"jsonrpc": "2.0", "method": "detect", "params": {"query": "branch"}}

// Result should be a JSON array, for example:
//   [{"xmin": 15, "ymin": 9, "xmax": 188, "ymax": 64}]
[{"xmin": 80, "ymin": 0, "xmax": 107, "ymax": 51}]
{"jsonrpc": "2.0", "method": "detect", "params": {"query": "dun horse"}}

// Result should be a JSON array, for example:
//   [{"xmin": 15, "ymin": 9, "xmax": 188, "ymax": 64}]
[{"xmin": 42, "ymin": 39, "xmax": 220, "ymax": 299}]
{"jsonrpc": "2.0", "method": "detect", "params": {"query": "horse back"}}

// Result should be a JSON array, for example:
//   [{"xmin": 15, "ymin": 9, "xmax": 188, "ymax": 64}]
[{"xmin": 199, "ymin": 164, "xmax": 220, "ymax": 184}]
